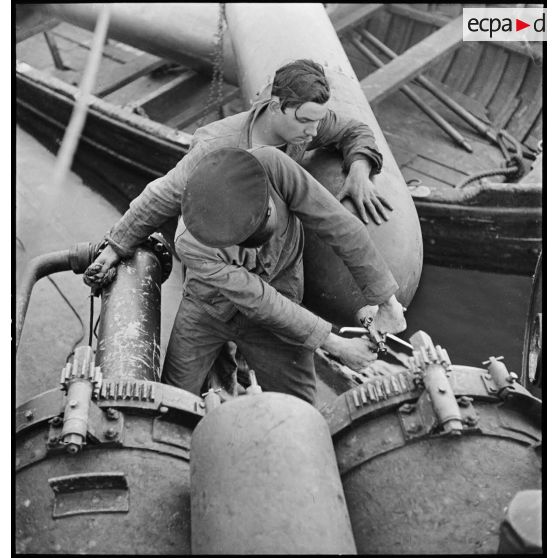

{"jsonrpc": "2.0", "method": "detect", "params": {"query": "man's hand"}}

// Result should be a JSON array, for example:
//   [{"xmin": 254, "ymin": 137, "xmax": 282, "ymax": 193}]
[
  {"xmin": 83, "ymin": 244, "xmax": 121, "ymax": 288},
  {"xmin": 337, "ymin": 160, "xmax": 393, "ymax": 225},
  {"xmin": 322, "ymin": 332, "xmax": 378, "ymax": 371},
  {"xmin": 374, "ymin": 295, "xmax": 407, "ymax": 334},
  {"xmin": 356, "ymin": 295, "xmax": 406, "ymax": 335}
]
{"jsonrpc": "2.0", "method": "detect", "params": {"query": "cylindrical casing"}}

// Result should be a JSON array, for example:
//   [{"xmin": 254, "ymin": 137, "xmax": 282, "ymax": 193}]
[
  {"xmin": 39, "ymin": 3, "xmax": 238, "ymax": 84},
  {"xmin": 95, "ymin": 247, "xmax": 162, "ymax": 381},
  {"xmin": 322, "ymin": 365, "xmax": 542, "ymax": 554},
  {"xmin": 225, "ymin": 3, "xmax": 422, "ymax": 321},
  {"xmin": 15, "ymin": 384, "xmax": 203, "ymax": 554},
  {"xmin": 190, "ymin": 392, "xmax": 356, "ymax": 554}
]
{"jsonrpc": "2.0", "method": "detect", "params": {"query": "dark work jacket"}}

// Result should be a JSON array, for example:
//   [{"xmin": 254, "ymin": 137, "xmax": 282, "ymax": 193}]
[
  {"xmin": 175, "ymin": 147, "xmax": 398, "ymax": 350},
  {"xmin": 106, "ymin": 98, "xmax": 383, "ymax": 256}
]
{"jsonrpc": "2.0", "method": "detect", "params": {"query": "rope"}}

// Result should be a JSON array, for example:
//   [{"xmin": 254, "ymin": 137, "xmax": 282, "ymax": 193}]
[
  {"xmin": 456, "ymin": 130, "xmax": 526, "ymax": 189},
  {"xmin": 456, "ymin": 165, "xmax": 520, "ymax": 189}
]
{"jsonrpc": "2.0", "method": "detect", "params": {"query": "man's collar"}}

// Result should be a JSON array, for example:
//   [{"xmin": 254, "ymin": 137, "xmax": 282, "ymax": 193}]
[{"xmin": 240, "ymin": 98, "xmax": 272, "ymax": 149}]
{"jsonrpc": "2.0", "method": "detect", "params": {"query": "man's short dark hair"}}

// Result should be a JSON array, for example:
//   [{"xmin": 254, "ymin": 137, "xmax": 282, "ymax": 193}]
[{"xmin": 271, "ymin": 59, "xmax": 330, "ymax": 112}]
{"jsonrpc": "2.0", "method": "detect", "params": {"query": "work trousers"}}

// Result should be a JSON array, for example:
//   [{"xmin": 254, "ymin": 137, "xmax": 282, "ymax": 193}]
[{"xmin": 161, "ymin": 295, "xmax": 317, "ymax": 404}]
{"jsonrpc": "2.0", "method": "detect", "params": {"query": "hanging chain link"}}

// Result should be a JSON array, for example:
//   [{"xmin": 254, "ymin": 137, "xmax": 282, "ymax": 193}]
[{"xmin": 196, "ymin": 3, "xmax": 226, "ymax": 127}]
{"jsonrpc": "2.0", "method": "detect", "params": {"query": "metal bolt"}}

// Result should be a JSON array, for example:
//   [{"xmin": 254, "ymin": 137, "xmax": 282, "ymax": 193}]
[
  {"xmin": 508, "ymin": 372, "xmax": 519, "ymax": 383},
  {"xmin": 458, "ymin": 396, "xmax": 473, "ymax": 407},
  {"xmin": 48, "ymin": 435, "xmax": 59, "ymax": 445},
  {"xmin": 106, "ymin": 408, "xmax": 119, "ymax": 421},
  {"xmin": 154, "ymin": 242, "xmax": 163, "ymax": 252},
  {"xmin": 408, "ymin": 422, "xmax": 422, "ymax": 433},
  {"xmin": 66, "ymin": 443, "xmax": 80, "ymax": 454},
  {"xmin": 482, "ymin": 356, "xmax": 504, "ymax": 366},
  {"xmin": 50, "ymin": 416, "xmax": 63, "ymax": 427},
  {"xmin": 465, "ymin": 416, "xmax": 478, "ymax": 426},
  {"xmin": 104, "ymin": 428, "xmax": 118, "ymax": 440},
  {"xmin": 399, "ymin": 403, "xmax": 415, "ymax": 414},
  {"xmin": 24, "ymin": 410, "xmax": 34, "ymax": 420}
]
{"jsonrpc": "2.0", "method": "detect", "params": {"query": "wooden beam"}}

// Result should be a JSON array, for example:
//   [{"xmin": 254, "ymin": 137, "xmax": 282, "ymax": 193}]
[
  {"xmin": 329, "ymin": 4, "xmax": 385, "ymax": 35},
  {"xmin": 359, "ymin": 15, "xmax": 463, "ymax": 105},
  {"xmin": 94, "ymin": 53, "xmax": 167, "ymax": 97}
]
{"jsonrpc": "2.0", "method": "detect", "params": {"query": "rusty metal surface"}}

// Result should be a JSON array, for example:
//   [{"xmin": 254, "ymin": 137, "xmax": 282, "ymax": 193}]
[
  {"xmin": 96, "ymin": 247, "xmax": 163, "ymax": 381},
  {"xmin": 324, "ymin": 364, "xmax": 542, "ymax": 554},
  {"xmin": 15, "ymin": 385, "xmax": 202, "ymax": 554}
]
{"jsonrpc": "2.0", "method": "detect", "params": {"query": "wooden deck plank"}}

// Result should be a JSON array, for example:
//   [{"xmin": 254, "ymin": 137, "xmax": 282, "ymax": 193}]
[
  {"xmin": 465, "ymin": 44, "xmax": 509, "ymax": 106},
  {"xmin": 166, "ymin": 84, "xmax": 239, "ymax": 130},
  {"xmin": 386, "ymin": 3, "xmax": 543, "ymax": 61},
  {"xmin": 16, "ymin": 33, "xmax": 60, "ymax": 71},
  {"xmin": 389, "ymin": 13, "xmax": 415, "ymax": 54},
  {"xmin": 487, "ymin": 52, "xmax": 530, "ymax": 125},
  {"xmin": 407, "ymin": 20, "xmax": 436, "ymax": 50},
  {"xmin": 524, "ymin": 112, "xmax": 543, "ymax": 150},
  {"xmin": 52, "ymin": 22, "xmax": 137, "ymax": 64},
  {"xmin": 102, "ymin": 69, "xmax": 187, "ymax": 106},
  {"xmin": 505, "ymin": 61, "xmax": 543, "ymax": 141},
  {"xmin": 133, "ymin": 71, "xmax": 205, "ymax": 120},
  {"xmin": 359, "ymin": 15, "xmax": 463, "ymax": 105},
  {"xmin": 16, "ymin": 7, "xmax": 59, "ymax": 43},
  {"xmin": 365, "ymin": 7, "xmax": 392, "ymax": 44},
  {"xmin": 94, "ymin": 53, "xmax": 167, "ymax": 97},
  {"xmin": 329, "ymin": 4, "xmax": 384, "ymax": 36},
  {"xmin": 443, "ymin": 42, "xmax": 484, "ymax": 94}
]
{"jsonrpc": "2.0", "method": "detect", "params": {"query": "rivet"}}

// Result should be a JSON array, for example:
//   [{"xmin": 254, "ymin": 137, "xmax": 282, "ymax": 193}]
[
  {"xmin": 105, "ymin": 428, "xmax": 117, "ymax": 440},
  {"xmin": 69, "ymin": 400, "xmax": 77, "ymax": 408},
  {"xmin": 159, "ymin": 406, "xmax": 169, "ymax": 414},
  {"xmin": 438, "ymin": 386, "xmax": 446, "ymax": 394},
  {"xmin": 24, "ymin": 410, "xmax": 34, "ymax": 420}
]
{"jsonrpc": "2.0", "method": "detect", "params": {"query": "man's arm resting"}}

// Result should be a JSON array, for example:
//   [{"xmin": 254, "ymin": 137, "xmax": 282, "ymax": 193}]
[
  {"xmin": 338, "ymin": 158, "xmax": 393, "ymax": 225},
  {"xmin": 256, "ymin": 147, "xmax": 399, "ymax": 307}
]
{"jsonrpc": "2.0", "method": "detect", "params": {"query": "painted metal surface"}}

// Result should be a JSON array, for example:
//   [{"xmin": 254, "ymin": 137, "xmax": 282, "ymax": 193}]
[
  {"xmin": 191, "ymin": 392, "xmax": 356, "ymax": 554},
  {"xmin": 39, "ymin": 3, "xmax": 238, "ymax": 83},
  {"xmin": 226, "ymin": 3, "xmax": 423, "ymax": 320}
]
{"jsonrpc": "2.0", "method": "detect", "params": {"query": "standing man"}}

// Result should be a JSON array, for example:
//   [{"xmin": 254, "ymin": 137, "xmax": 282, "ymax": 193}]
[
  {"xmin": 162, "ymin": 146, "xmax": 405, "ymax": 404},
  {"xmin": 85, "ymin": 59, "xmax": 392, "ymax": 282}
]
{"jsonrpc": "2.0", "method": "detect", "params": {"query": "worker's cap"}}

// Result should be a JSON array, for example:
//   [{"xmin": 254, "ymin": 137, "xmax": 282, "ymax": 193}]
[{"xmin": 182, "ymin": 148, "xmax": 271, "ymax": 248}]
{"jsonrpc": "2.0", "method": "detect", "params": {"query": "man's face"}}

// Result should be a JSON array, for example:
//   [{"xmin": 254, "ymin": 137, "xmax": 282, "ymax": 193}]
[{"xmin": 273, "ymin": 101, "xmax": 328, "ymax": 145}]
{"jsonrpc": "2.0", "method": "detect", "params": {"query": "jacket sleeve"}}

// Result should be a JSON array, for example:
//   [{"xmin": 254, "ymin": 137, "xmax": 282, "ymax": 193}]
[
  {"xmin": 104, "ymin": 140, "xmax": 210, "ymax": 257},
  {"xmin": 253, "ymin": 147, "xmax": 398, "ymax": 306},
  {"xmin": 309, "ymin": 109, "xmax": 383, "ymax": 174},
  {"xmin": 182, "ymin": 248, "xmax": 332, "ymax": 350}
]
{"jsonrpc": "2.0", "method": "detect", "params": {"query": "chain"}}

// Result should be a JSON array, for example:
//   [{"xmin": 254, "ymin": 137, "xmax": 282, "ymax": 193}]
[{"xmin": 195, "ymin": 3, "xmax": 226, "ymax": 127}]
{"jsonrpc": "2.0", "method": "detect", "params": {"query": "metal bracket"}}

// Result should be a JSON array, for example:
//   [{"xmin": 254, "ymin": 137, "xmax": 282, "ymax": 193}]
[{"xmin": 47, "ymin": 402, "xmax": 124, "ymax": 453}]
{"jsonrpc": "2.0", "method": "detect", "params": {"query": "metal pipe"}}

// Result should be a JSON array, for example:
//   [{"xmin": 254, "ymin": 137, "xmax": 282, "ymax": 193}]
[
  {"xmin": 225, "ymin": 3, "xmax": 423, "ymax": 321},
  {"xmin": 95, "ymin": 246, "xmax": 163, "ymax": 382},
  {"xmin": 38, "ymin": 3, "xmax": 239, "ymax": 84},
  {"xmin": 16, "ymin": 243, "xmax": 100, "ymax": 353},
  {"xmin": 350, "ymin": 34, "xmax": 473, "ymax": 153},
  {"xmin": 16, "ymin": 250, "xmax": 72, "ymax": 352}
]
